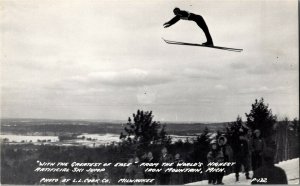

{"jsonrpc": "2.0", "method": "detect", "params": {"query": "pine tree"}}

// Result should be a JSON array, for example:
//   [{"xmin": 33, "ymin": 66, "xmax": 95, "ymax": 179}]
[
  {"xmin": 120, "ymin": 110, "xmax": 169, "ymax": 152},
  {"xmin": 192, "ymin": 128, "xmax": 210, "ymax": 163},
  {"xmin": 227, "ymin": 115, "xmax": 247, "ymax": 151},
  {"xmin": 245, "ymin": 98, "xmax": 277, "ymax": 138}
]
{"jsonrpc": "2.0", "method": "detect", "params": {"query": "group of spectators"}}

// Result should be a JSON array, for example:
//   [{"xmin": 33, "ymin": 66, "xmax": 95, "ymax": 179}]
[
  {"xmin": 206, "ymin": 128, "xmax": 265, "ymax": 184},
  {"xmin": 124, "ymin": 147, "xmax": 185, "ymax": 185},
  {"xmin": 207, "ymin": 127, "xmax": 288, "ymax": 184},
  {"xmin": 123, "ymin": 127, "xmax": 288, "ymax": 185}
]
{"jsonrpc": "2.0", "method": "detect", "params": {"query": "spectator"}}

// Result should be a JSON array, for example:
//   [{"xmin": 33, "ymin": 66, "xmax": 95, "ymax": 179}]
[
  {"xmin": 251, "ymin": 148, "xmax": 288, "ymax": 184},
  {"xmin": 170, "ymin": 153, "xmax": 184, "ymax": 184},
  {"xmin": 133, "ymin": 157, "xmax": 144, "ymax": 180},
  {"xmin": 218, "ymin": 135, "xmax": 233, "ymax": 178},
  {"xmin": 144, "ymin": 152, "xmax": 156, "ymax": 184},
  {"xmin": 247, "ymin": 129, "xmax": 254, "ymax": 170},
  {"xmin": 218, "ymin": 135, "xmax": 233, "ymax": 162},
  {"xmin": 233, "ymin": 131, "xmax": 251, "ymax": 182},
  {"xmin": 147, "ymin": 151, "xmax": 155, "ymax": 163},
  {"xmin": 159, "ymin": 147, "xmax": 173, "ymax": 185},
  {"xmin": 125, "ymin": 158, "xmax": 136, "ymax": 183},
  {"xmin": 207, "ymin": 140, "xmax": 224, "ymax": 184},
  {"xmin": 251, "ymin": 129, "xmax": 265, "ymax": 171}
]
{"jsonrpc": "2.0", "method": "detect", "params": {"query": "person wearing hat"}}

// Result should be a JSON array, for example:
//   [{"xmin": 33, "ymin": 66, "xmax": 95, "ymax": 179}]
[
  {"xmin": 144, "ymin": 151, "xmax": 157, "ymax": 184},
  {"xmin": 133, "ymin": 156, "xmax": 144, "ymax": 181},
  {"xmin": 251, "ymin": 129, "xmax": 265, "ymax": 171},
  {"xmin": 207, "ymin": 139, "xmax": 224, "ymax": 184},
  {"xmin": 159, "ymin": 147, "xmax": 173, "ymax": 185},
  {"xmin": 217, "ymin": 135, "xmax": 233, "ymax": 183},
  {"xmin": 218, "ymin": 135, "xmax": 233, "ymax": 162},
  {"xmin": 125, "ymin": 158, "xmax": 136, "ymax": 181},
  {"xmin": 251, "ymin": 147, "xmax": 288, "ymax": 184},
  {"xmin": 163, "ymin": 7, "xmax": 214, "ymax": 46},
  {"xmin": 233, "ymin": 131, "xmax": 251, "ymax": 182},
  {"xmin": 170, "ymin": 153, "xmax": 184, "ymax": 185}
]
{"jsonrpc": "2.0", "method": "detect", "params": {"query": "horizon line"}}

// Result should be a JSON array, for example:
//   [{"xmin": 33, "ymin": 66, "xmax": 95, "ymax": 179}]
[{"xmin": 0, "ymin": 117, "xmax": 234, "ymax": 124}]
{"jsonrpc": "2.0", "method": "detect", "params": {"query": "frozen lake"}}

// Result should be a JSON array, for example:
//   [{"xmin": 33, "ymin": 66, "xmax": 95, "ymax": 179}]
[
  {"xmin": 0, "ymin": 133, "xmax": 200, "ymax": 147},
  {"xmin": 0, "ymin": 134, "xmax": 59, "ymax": 142}
]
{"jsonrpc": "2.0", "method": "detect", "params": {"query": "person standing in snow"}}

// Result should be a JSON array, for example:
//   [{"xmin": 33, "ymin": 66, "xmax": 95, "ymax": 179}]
[
  {"xmin": 251, "ymin": 147, "xmax": 288, "ymax": 184},
  {"xmin": 207, "ymin": 140, "xmax": 224, "ymax": 184},
  {"xmin": 159, "ymin": 147, "xmax": 173, "ymax": 185},
  {"xmin": 170, "ymin": 153, "xmax": 184, "ymax": 184},
  {"xmin": 251, "ymin": 129, "xmax": 265, "ymax": 171},
  {"xmin": 144, "ymin": 152, "xmax": 157, "ymax": 184},
  {"xmin": 233, "ymin": 130, "xmax": 251, "ymax": 182},
  {"xmin": 125, "ymin": 158, "xmax": 136, "ymax": 182},
  {"xmin": 218, "ymin": 135, "xmax": 233, "ymax": 180}
]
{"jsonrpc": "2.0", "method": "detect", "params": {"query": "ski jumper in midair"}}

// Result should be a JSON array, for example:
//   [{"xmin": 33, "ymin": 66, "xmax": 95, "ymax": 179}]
[{"xmin": 163, "ymin": 8, "xmax": 214, "ymax": 46}]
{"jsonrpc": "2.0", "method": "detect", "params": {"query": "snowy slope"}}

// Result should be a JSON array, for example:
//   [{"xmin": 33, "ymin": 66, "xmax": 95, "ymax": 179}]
[{"xmin": 186, "ymin": 158, "xmax": 299, "ymax": 185}]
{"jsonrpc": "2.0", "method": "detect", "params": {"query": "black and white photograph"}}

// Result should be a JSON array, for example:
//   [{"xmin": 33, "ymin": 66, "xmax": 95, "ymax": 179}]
[{"xmin": 0, "ymin": 0, "xmax": 299, "ymax": 185}]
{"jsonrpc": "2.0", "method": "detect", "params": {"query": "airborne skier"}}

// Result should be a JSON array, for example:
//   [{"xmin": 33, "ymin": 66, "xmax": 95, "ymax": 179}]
[{"xmin": 163, "ymin": 7, "xmax": 214, "ymax": 46}]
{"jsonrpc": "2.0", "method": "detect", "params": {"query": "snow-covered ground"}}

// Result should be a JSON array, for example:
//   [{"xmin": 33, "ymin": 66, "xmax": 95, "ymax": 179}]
[{"xmin": 186, "ymin": 158, "xmax": 299, "ymax": 185}]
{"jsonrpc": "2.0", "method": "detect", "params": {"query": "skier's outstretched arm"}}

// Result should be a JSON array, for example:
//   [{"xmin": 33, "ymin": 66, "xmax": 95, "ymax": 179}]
[{"xmin": 163, "ymin": 16, "xmax": 180, "ymax": 28}]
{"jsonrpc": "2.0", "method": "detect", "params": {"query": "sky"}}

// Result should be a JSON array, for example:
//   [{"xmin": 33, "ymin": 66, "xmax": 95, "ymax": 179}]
[{"xmin": 1, "ymin": 0, "xmax": 299, "ymax": 122}]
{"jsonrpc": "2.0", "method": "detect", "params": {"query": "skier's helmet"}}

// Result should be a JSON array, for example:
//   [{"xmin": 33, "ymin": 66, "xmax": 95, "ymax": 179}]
[{"xmin": 173, "ymin": 7, "xmax": 180, "ymax": 14}]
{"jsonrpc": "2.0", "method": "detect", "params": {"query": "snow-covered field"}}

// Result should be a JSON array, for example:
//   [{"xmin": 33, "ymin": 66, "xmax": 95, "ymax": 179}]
[
  {"xmin": 0, "ymin": 134, "xmax": 59, "ymax": 142},
  {"xmin": 186, "ymin": 158, "xmax": 299, "ymax": 185},
  {"xmin": 0, "ymin": 133, "xmax": 200, "ymax": 147}
]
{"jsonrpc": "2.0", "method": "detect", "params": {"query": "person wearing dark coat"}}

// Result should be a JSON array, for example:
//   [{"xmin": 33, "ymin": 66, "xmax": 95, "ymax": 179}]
[
  {"xmin": 170, "ymin": 153, "xmax": 184, "ymax": 185},
  {"xmin": 133, "ymin": 157, "xmax": 144, "ymax": 180},
  {"xmin": 144, "ymin": 152, "xmax": 156, "ymax": 184},
  {"xmin": 217, "ymin": 135, "xmax": 233, "ymax": 182},
  {"xmin": 207, "ymin": 139, "xmax": 224, "ymax": 185},
  {"xmin": 125, "ymin": 158, "xmax": 136, "ymax": 185},
  {"xmin": 218, "ymin": 135, "xmax": 234, "ymax": 163},
  {"xmin": 163, "ymin": 7, "xmax": 214, "ymax": 46},
  {"xmin": 251, "ymin": 129, "xmax": 265, "ymax": 171},
  {"xmin": 159, "ymin": 147, "xmax": 173, "ymax": 185},
  {"xmin": 251, "ymin": 148, "xmax": 288, "ymax": 184},
  {"xmin": 233, "ymin": 131, "xmax": 251, "ymax": 182},
  {"xmin": 124, "ymin": 157, "xmax": 144, "ymax": 185}
]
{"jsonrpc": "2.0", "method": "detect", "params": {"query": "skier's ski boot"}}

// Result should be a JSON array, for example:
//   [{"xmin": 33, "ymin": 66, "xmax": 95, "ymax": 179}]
[{"xmin": 202, "ymin": 41, "xmax": 214, "ymax": 46}]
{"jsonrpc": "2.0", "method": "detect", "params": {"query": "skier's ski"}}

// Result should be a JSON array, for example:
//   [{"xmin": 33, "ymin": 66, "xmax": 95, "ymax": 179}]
[{"xmin": 163, "ymin": 38, "xmax": 243, "ymax": 52}]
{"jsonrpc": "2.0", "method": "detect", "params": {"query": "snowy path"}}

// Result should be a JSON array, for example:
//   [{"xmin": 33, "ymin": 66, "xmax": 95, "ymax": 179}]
[{"xmin": 186, "ymin": 158, "xmax": 299, "ymax": 185}]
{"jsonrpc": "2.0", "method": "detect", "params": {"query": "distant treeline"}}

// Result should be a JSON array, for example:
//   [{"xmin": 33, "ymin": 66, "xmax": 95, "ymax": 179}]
[{"xmin": 1, "ymin": 119, "xmax": 228, "ymax": 136}]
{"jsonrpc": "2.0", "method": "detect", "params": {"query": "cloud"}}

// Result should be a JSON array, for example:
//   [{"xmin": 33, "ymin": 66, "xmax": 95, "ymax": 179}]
[
  {"xmin": 238, "ymin": 86, "xmax": 291, "ymax": 95},
  {"xmin": 247, "ymin": 61, "xmax": 298, "ymax": 75},
  {"xmin": 69, "ymin": 68, "xmax": 175, "ymax": 87},
  {"xmin": 1, "ymin": 0, "xmax": 298, "ymax": 122},
  {"xmin": 182, "ymin": 68, "xmax": 221, "ymax": 80},
  {"xmin": 229, "ymin": 62, "xmax": 249, "ymax": 70},
  {"xmin": 215, "ymin": 84, "xmax": 228, "ymax": 90}
]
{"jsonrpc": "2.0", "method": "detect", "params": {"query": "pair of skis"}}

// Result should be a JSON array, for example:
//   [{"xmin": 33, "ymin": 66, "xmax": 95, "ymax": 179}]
[{"xmin": 162, "ymin": 38, "xmax": 243, "ymax": 52}]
